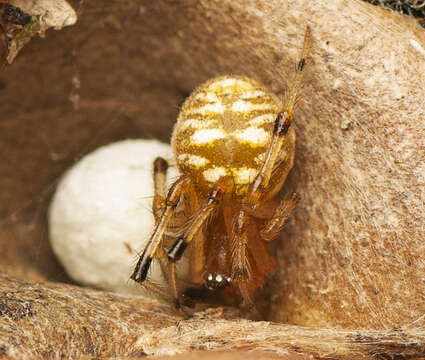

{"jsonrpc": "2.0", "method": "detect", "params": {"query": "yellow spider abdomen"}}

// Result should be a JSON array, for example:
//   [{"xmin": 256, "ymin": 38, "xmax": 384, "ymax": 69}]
[{"xmin": 171, "ymin": 75, "xmax": 295, "ymax": 196}]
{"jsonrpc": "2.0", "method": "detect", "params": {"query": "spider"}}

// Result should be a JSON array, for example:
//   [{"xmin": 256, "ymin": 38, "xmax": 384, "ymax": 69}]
[{"xmin": 131, "ymin": 27, "xmax": 311, "ymax": 315}]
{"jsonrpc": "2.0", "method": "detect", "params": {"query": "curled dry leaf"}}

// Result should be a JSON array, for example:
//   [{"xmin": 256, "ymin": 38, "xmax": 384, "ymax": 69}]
[{"xmin": 1, "ymin": 0, "xmax": 77, "ymax": 64}]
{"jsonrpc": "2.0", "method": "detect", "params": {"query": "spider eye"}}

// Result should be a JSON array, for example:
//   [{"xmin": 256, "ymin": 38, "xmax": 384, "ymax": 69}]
[{"xmin": 205, "ymin": 272, "xmax": 231, "ymax": 290}]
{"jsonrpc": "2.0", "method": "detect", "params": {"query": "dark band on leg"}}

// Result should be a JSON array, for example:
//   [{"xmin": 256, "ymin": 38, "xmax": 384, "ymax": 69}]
[
  {"xmin": 153, "ymin": 157, "xmax": 168, "ymax": 174},
  {"xmin": 273, "ymin": 112, "xmax": 291, "ymax": 137},
  {"xmin": 297, "ymin": 58, "xmax": 306, "ymax": 71},
  {"xmin": 131, "ymin": 252, "xmax": 153, "ymax": 282},
  {"xmin": 167, "ymin": 237, "xmax": 187, "ymax": 262}
]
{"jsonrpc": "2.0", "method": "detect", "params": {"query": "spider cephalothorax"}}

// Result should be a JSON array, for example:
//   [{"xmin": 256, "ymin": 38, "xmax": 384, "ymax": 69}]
[{"xmin": 131, "ymin": 27, "xmax": 311, "ymax": 315}]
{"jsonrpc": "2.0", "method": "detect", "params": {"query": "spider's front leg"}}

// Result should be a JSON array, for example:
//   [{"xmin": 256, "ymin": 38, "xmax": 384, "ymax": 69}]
[
  {"xmin": 131, "ymin": 172, "xmax": 191, "ymax": 294},
  {"xmin": 243, "ymin": 26, "xmax": 310, "ymax": 209},
  {"xmin": 128, "ymin": 157, "xmax": 173, "ymax": 301}
]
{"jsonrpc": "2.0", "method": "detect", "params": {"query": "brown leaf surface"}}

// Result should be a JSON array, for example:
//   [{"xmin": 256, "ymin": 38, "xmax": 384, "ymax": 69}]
[
  {"xmin": 0, "ymin": 0, "xmax": 424, "ymax": 359},
  {"xmin": 1, "ymin": 274, "xmax": 424, "ymax": 359}
]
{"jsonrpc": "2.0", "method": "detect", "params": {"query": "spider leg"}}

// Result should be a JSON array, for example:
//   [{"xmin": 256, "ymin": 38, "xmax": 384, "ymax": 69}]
[
  {"xmin": 188, "ymin": 230, "xmax": 205, "ymax": 285},
  {"xmin": 152, "ymin": 157, "xmax": 168, "ymax": 222},
  {"xmin": 231, "ymin": 211, "xmax": 251, "ymax": 282},
  {"xmin": 230, "ymin": 210, "xmax": 261, "ymax": 317},
  {"xmin": 166, "ymin": 177, "xmax": 230, "ymax": 307},
  {"xmin": 132, "ymin": 157, "xmax": 170, "ymax": 293},
  {"xmin": 243, "ymin": 27, "xmax": 311, "ymax": 209},
  {"xmin": 138, "ymin": 279, "xmax": 173, "ymax": 301},
  {"xmin": 234, "ymin": 27, "xmax": 309, "ymax": 314},
  {"xmin": 282, "ymin": 26, "xmax": 311, "ymax": 117},
  {"xmin": 259, "ymin": 192, "xmax": 300, "ymax": 241},
  {"xmin": 151, "ymin": 157, "xmax": 180, "ymax": 282},
  {"xmin": 131, "ymin": 175, "xmax": 191, "ymax": 283}
]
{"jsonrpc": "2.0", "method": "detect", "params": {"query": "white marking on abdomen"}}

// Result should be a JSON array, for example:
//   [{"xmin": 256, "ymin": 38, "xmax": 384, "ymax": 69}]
[
  {"xmin": 234, "ymin": 127, "xmax": 269, "ymax": 146},
  {"xmin": 231, "ymin": 100, "xmax": 274, "ymax": 112},
  {"xmin": 188, "ymin": 102, "xmax": 225, "ymax": 115},
  {"xmin": 193, "ymin": 92, "xmax": 219, "ymax": 102},
  {"xmin": 180, "ymin": 119, "xmax": 213, "ymax": 130},
  {"xmin": 207, "ymin": 78, "xmax": 250, "ymax": 89},
  {"xmin": 248, "ymin": 113, "xmax": 275, "ymax": 125},
  {"xmin": 240, "ymin": 90, "xmax": 266, "ymax": 100},
  {"xmin": 178, "ymin": 154, "xmax": 209, "ymax": 168},
  {"xmin": 231, "ymin": 167, "xmax": 258, "ymax": 184},
  {"xmin": 203, "ymin": 167, "xmax": 228, "ymax": 182},
  {"xmin": 191, "ymin": 129, "xmax": 226, "ymax": 144}
]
